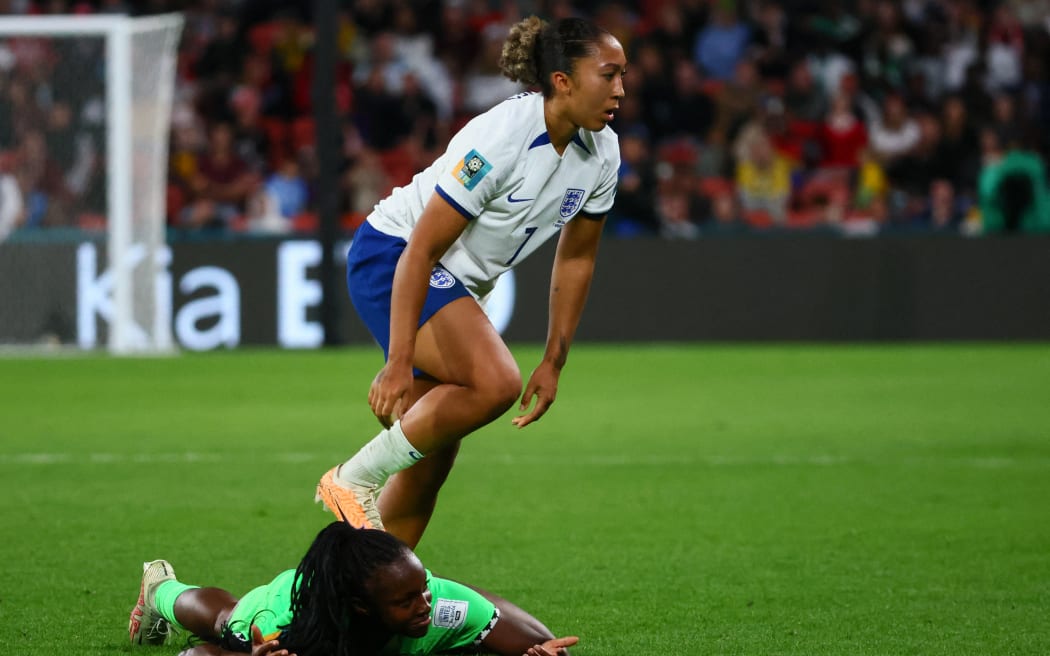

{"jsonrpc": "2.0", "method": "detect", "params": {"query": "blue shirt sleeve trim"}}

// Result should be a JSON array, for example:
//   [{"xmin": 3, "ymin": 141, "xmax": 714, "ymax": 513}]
[
  {"xmin": 577, "ymin": 210, "xmax": 606, "ymax": 221},
  {"xmin": 435, "ymin": 185, "xmax": 476, "ymax": 221}
]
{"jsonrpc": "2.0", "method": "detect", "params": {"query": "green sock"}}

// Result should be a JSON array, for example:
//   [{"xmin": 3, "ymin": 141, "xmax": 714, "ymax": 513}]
[{"xmin": 154, "ymin": 580, "xmax": 198, "ymax": 631}]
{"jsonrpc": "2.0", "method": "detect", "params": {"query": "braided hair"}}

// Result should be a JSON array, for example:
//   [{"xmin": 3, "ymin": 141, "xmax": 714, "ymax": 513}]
[
  {"xmin": 279, "ymin": 523, "xmax": 413, "ymax": 656},
  {"xmin": 499, "ymin": 16, "xmax": 611, "ymax": 97}
]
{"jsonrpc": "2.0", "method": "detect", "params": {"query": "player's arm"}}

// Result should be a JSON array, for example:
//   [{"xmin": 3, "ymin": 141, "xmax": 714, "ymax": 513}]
[
  {"xmin": 177, "ymin": 625, "xmax": 296, "ymax": 656},
  {"xmin": 462, "ymin": 582, "xmax": 577, "ymax": 656},
  {"xmin": 513, "ymin": 213, "xmax": 605, "ymax": 428},
  {"xmin": 370, "ymin": 193, "xmax": 468, "ymax": 421}
]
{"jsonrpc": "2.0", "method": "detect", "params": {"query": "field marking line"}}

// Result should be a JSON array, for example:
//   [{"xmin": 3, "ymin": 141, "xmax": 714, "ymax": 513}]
[{"xmin": 0, "ymin": 452, "xmax": 1047, "ymax": 469}]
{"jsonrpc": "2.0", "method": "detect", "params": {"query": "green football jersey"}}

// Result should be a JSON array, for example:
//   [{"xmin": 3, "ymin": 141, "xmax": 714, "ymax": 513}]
[{"xmin": 227, "ymin": 569, "xmax": 498, "ymax": 654}]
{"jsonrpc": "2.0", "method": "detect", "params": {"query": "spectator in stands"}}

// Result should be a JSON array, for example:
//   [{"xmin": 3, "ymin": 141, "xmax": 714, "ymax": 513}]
[
  {"xmin": 432, "ymin": 0, "xmax": 482, "ymax": 79},
  {"xmin": 734, "ymin": 125, "xmax": 793, "ymax": 224},
  {"xmin": 987, "ymin": 92, "xmax": 1024, "ymax": 151},
  {"xmin": 693, "ymin": 0, "xmax": 750, "ymax": 82},
  {"xmin": 706, "ymin": 184, "xmax": 747, "ymax": 234},
  {"xmin": 905, "ymin": 2, "xmax": 950, "ymax": 105},
  {"xmin": 885, "ymin": 111, "xmax": 952, "ymax": 199},
  {"xmin": 783, "ymin": 59, "xmax": 827, "ymax": 124},
  {"xmin": 342, "ymin": 161, "xmax": 388, "ymax": 228},
  {"xmin": 749, "ymin": 95, "xmax": 816, "ymax": 167},
  {"xmin": 801, "ymin": 0, "xmax": 863, "ymax": 61},
  {"xmin": 609, "ymin": 126, "xmax": 659, "ymax": 236},
  {"xmin": 390, "ymin": 2, "xmax": 453, "ymax": 122},
  {"xmin": 355, "ymin": 25, "xmax": 443, "ymax": 149},
  {"xmin": 192, "ymin": 8, "xmax": 243, "ymax": 92},
  {"xmin": 228, "ymin": 85, "xmax": 270, "ymax": 174},
  {"xmin": 667, "ymin": 59, "xmax": 716, "ymax": 143},
  {"xmin": 45, "ymin": 98, "xmax": 96, "ymax": 206},
  {"xmin": 643, "ymin": 1, "xmax": 702, "ymax": 64},
  {"xmin": 398, "ymin": 71, "xmax": 444, "ymax": 160},
  {"xmin": 936, "ymin": 94, "xmax": 981, "ymax": 197},
  {"xmin": 607, "ymin": 90, "xmax": 646, "ymax": 145},
  {"xmin": 711, "ymin": 58, "xmax": 764, "ymax": 148},
  {"xmin": 818, "ymin": 91, "xmax": 868, "ymax": 170},
  {"xmin": 461, "ymin": 23, "xmax": 525, "ymax": 116},
  {"xmin": 262, "ymin": 157, "xmax": 308, "ymax": 221},
  {"xmin": 957, "ymin": 60, "xmax": 994, "ymax": 125},
  {"xmin": 917, "ymin": 179, "xmax": 965, "ymax": 232},
  {"xmin": 352, "ymin": 30, "xmax": 410, "ymax": 96},
  {"xmin": 338, "ymin": 121, "xmax": 388, "ymax": 225},
  {"xmin": 656, "ymin": 190, "xmax": 702, "ymax": 239},
  {"xmin": 179, "ymin": 121, "xmax": 257, "ymax": 231},
  {"xmin": 352, "ymin": 52, "xmax": 414, "ymax": 151},
  {"xmin": 0, "ymin": 152, "xmax": 25, "ymax": 241},
  {"xmin": 349, "ymin": 0, "xmax": 396, "ymax": 37},
  {"xmin": 858, "ymin": 0, "xmax": 915, "ymax": 93},
  {"xmin": 0, "ymin": 76, "xmax": 13, "ymax": 150},
  {"xmin": 269, "ymin": 8, "xmax": 313, "ymax": 101},
  {"xmin": 591, "ymin": 2, "xmax": 637, "ymax": 58},
  {"xmin": 868, "ymin": 92, "xmax": 920, "ymax": 167},
  {"xmin": 655, "ymin": 140, "xmax": 704, "ymax": 239},
  {"xmin": 634, "ymin": 39, "xmax": 677, "ymax": 142},
  {"xmin": 853, "ymin": 148, "xmax": 889, "ymax": 212},
  {"xmin": 977, "ymin": 127, "xmax": 1050, "ymax": 234},
  {"xmin": 15, "ymin": 129, "xmax": 70, "ymax": 227},
  {"xmin": 1019, "ymin": 36, "xmax": 1050, "ymax": 154},
  {"xmin": 793, "ymin": 89, "xmax": 869, "ymax": 225},
  {"xmin": 2, "ymin": 78, "xmax": 42, "ymax": 149},
  {"xmin": 984, "ymin": 3, "xmax": 1025, "ymax": 92},
  {"xmin": 43, "ymin": 99, "xmax": 77, "ymax": 171},
  {"xmin": 748, "ymin": 0, "xmax": 791, "ymax": 80}
]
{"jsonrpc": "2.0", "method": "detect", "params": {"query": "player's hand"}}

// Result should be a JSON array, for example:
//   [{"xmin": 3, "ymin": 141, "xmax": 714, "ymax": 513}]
[
  {"xmin": 523, "ymin": 636, "xmax": 578, "ymax": 656},
  {"xmin": 251, "ymin": 625, "xmax": 297, "ymax": 656},
  {"xmin": 512, "ymin": 361, "xmax": 560, "ymax": 428},
  {"xmin": 369, "ymin": 362, "xmax": 411, "ymax": 426}
]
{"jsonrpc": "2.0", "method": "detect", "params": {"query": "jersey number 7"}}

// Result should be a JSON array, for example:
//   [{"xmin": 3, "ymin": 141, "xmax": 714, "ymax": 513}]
[{"xmin": 504, "ymin": 226, "xmax": 538, "ymax": 266}]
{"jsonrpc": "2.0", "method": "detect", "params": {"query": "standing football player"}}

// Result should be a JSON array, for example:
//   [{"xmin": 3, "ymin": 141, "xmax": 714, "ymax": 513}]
[{"xmin": 315, "ymin": 15, "xmax": 626, "ymax": 548}]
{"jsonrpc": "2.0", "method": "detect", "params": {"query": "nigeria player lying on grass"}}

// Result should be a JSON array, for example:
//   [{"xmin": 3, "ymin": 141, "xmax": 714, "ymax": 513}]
[{"xmin": 129, "ymin": 522, "xmax": 575, "ymax": 656}]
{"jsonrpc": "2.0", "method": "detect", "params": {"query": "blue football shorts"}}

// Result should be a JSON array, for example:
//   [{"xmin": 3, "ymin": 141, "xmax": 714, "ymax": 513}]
[{"xmin": 347, "ymin": 220, "xmax": 471, "ymax": 360}]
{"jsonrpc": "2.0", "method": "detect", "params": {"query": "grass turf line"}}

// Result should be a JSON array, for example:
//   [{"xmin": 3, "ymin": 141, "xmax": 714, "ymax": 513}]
[{"xmin": 1, "ymin": 344, "xmax": 1048, "ymax": 655}]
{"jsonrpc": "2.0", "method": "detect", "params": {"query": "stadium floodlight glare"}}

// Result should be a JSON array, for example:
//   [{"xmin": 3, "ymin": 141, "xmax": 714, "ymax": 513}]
[{"xmin": 0, "ymin": 14, "xmax": 183, "ymax": 354}]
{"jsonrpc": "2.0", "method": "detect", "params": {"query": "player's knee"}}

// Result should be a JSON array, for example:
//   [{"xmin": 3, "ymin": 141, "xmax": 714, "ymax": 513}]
[{"xmin": 484, "ymin": 365, "xmax": 522, "ymax": 414}]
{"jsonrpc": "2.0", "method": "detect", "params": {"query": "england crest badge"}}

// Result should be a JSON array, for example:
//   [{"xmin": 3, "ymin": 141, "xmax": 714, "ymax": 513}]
[
  {"xmin": 559, "ymin": 188, "xmax": 585, "ymax": 218},
  {"xmin": 429, "ymin": 265, "xmax": 457, "ymax": 289}
]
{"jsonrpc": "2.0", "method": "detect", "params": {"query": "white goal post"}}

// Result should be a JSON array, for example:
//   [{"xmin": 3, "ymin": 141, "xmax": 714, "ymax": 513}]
[{"xmin": 0, "ymin": 13, "xmax": 184, "ymax": 354}]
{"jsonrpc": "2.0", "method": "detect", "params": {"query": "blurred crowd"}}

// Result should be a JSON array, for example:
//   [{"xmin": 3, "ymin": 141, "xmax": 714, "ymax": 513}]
[{"xmin": 0, "ymin": 0, "xmax": 1049, "ymax": 241}]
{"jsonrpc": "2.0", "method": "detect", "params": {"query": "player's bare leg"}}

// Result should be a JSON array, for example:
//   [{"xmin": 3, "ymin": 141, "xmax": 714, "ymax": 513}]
[
  {"xmin": 399, "ymin": 296, "xmax": 522, "ymax": 451},
  {"xmin": 378, "ymin": 440, "xmax": 460, "ymax": 548},
  {"xmin": 171, "ymin": 587, "xmax": 237, "ymax": 641},
  {"xmin": 372, "ymin": 377, "xmax": 456, "ymax": 547},
  {"xmin": 319, "ymin": 297, "xmax": 519, "ymax": 532}
]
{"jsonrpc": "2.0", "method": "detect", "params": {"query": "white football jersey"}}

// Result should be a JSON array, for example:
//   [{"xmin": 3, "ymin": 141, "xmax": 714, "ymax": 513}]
[{"xmin": 367, "ymin": 92, "xmax": 620, "ymax": 299}]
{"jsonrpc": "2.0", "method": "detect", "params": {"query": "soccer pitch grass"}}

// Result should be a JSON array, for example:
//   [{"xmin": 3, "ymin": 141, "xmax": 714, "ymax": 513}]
[{"xmin": 1, "ymin": 343, "xmax": 1048, "ymax": 655}]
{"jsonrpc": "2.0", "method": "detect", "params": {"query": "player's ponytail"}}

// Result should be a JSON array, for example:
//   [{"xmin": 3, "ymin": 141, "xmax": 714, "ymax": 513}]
[
  {"xmin": 499, "ymin": 16, "xmax": 610, "ymax": 97},
  {"xmin": 279, "ymin": 523, "xmax": 412, "ymax": 656}
]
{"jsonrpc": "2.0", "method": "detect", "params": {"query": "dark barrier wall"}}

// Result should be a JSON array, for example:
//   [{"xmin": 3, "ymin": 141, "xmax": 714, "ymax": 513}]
[
  {"xmin": 2, "ymin": 236, "xmax": 1049, "ymax": 348},
  {"xmin": 508, "ymin": 236, "xmax": 1050, "ymax": 342}
]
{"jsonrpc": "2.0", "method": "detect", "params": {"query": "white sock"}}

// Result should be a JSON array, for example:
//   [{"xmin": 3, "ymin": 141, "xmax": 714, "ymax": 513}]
[{"xmin": 337, "ymin": 420, "xmax": 424, "ymax": 488}]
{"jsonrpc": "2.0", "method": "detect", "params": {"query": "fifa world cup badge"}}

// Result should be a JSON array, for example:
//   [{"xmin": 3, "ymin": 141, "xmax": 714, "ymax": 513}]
[{"xmin": 454, "ymin": 149, "xmax": 492, "ymax": 191}]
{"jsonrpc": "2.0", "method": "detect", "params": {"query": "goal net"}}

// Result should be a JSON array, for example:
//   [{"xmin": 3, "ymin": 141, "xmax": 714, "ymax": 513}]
[{"xmin": 0, "ymin": 13, "xmax": 183, "ymax": 354}]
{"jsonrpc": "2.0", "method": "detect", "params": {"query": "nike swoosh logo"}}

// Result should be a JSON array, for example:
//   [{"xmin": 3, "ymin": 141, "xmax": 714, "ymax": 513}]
[{"xmin": 507, "ymin": 192, "xmax": 534, "ymax": 203}]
